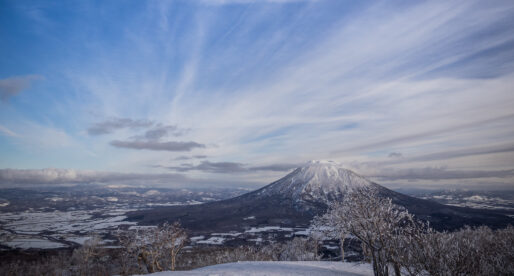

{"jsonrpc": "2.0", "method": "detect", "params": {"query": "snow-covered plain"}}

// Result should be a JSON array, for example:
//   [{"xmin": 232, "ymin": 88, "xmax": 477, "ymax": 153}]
[
  {"xmin": 0, "ymin": 197, "xmax": 217, "ymax": 249},
  {"xmin": 0, "ymin": 206, "xmax": 139, "ymax": 249},
  {"xmin": 4, "ymin": 238, "xmax": 68, "ymax": 249},
  {"xmin": 143, "ymin": 261, "xmax": 372, "ymax": 276}
]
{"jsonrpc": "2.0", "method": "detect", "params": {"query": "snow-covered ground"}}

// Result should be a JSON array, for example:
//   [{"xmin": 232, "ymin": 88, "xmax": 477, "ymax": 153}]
[
  {"xmin": 0, "ymin": 207, "xmax": 139, "ymax": 249},
  {"xmin": 143, "ymin": 261, "xmax": 372, "ymax": 276},
  {"xmin": 3, "ymin": 238, "xmax": 68, "ymax": 249}
]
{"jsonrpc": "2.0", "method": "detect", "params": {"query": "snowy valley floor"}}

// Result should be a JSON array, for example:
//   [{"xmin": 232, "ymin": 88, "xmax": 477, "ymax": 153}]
[{"xmin": 143, "ymin": 261, "xmax": 373, "ymax": 276}]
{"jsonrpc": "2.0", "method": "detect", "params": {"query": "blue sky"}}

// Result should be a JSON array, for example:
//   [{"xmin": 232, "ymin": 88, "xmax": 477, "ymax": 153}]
[{"xmin": 1, "ymin": 0, "xmax": 514, "ymax": 189}]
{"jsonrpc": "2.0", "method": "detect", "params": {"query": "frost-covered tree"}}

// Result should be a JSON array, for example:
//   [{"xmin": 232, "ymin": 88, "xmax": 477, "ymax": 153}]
[
  {"xmin": 311, "ymin": 208, "xmax": 348, "ymax": 261},
  {"xmin": 160, "ymin": 222, "xmax": 188, "ymax": 271},
  {"xmin": 313, "ymin": 187, "xmax": 415, "ymax": 276},
  {"xmin": 72, "ymin": 235, "xmax": 105, "ymax": 276},
  {"xmin": 116, "ymin": 222, "xmax": 188, "ymax": 273}
]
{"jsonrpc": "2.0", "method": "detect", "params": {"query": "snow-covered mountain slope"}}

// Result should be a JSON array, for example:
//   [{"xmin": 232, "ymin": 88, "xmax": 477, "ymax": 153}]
[
  {"xmin": 255, "ymin": 160, "xmax": 372, "ymax": 204},
  {"xmin": 142, "ymin": 261, "xmax": 373, "ymax": 276}
]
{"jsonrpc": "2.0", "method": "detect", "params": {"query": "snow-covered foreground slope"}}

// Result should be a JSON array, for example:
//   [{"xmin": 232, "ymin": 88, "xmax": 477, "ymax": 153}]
[{"xmin": 142, "ymin": 261, "xmax": 373, "ymax": 276}]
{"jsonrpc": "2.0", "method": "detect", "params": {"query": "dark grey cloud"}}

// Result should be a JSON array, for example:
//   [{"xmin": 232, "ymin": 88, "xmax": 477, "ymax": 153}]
[
  {"xmin": 88, "ymin": 118, "xmax": 153, "ymax": 135},
  {"xmin": 134, "ymin": 124, "xmax": 186, "ymax": 140},
  {"xmin": 99, "ymin": 120, "xmax": 200, "ymax": 152},
  {"xmin": 388, "ymin": 152, "xmax": 403, "ymax": 158},
  {"xmin": 368, "ymin": 167, "xmax": 514, "ymax": 181},
  {"xmin": 249, "ymin": 163, "xmax": 299, "ymax": 172},
  {"xmin": 143, "ymin": 125, "xmax": 177, "ymax": 140},
  {"xmin": 0, "ymin": 75, "xmax": 42, "ymax": 102},
  {"xmin": 174, "ymin": 155, "xmax": 208, "ymax": 161},
  {"xmin": 110, "ymin": 140, "xmax": 205, "ymax": 151},
  {"xmin": 167, "ymin": 161, "xmax": 247, "ymax": 173},
  {"xmin": 166, "ymin": 161, "xmax": 299, "ymax": 173}
]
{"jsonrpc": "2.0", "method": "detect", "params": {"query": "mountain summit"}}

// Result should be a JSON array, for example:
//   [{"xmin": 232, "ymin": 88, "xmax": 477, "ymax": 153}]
[{"xmin": 256, "ymin": 160, "xmax": 372, "ymax": 204}]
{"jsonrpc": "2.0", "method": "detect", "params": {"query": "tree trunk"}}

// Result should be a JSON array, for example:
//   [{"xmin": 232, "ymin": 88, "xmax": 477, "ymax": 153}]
[
  {"xmin": 371, "ymin": 250, "xmax": 378, "ymax": 276},
  {"xmin": 394, "ymin": 262, "xmax": 401, "ymax": 276},
  {"xmin": 340, "ymin": 237, "xmax": 345, "ymax": 262}
]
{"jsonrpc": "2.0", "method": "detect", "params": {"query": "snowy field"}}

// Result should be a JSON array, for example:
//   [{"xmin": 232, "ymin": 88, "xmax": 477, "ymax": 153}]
[
  {"xmin": 0, "ymin": 206, "xmax": 138, "ymax": 249},
  {"xmin": 143, "ymin": 261, "xmax": 373, "ymax": 276},
  {"xmin": 188, "ymin": 226, "xmax": 309, "ymax": 245}
]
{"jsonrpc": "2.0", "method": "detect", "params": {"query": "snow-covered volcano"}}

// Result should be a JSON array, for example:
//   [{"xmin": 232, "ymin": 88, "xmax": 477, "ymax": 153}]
[
  {"xmin": 130, "ymin": 160, "xmax": 514, "ymax": 233},
  {"xmin": 256, "ymin": 160, "xmax": 372, "ymax": 204}
]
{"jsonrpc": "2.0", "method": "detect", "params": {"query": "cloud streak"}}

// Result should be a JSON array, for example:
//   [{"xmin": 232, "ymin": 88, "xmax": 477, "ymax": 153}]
[
  {"xmin": 405, "ymin": 143, "xmax": 514, "ymax": 163},
  {"xmin": 87, "ymin": 118, "xmax": 153, "ymax": 135},
  {"xmin": 368, "ymin": 167, "xmax": 514, "ymax": 181},
  {"xmin": 0, "ymin": 75, "xmax": 42, "ymax": 102},
  {"xmin": 0, "ymin": 125, "xmax": 18, "ymax": 137},
  {"xmin": 110, "ymin": 140, "xmax": 205, "ymax": 152},
  {"xmin": 165, "ymin": 161, "xmax": 299, "ymax": 173},
  {"xmin": 174, "ymin": 155, "xmax": 208, "ymax": 161}
]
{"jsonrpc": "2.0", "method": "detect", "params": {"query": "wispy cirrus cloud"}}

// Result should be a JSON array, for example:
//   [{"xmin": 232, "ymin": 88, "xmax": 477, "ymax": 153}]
[
  {"xmin": 1, "ymin": 0, "xmax": 514, "ymax": 189},
  {"xmin": 0, "ymin": 125, "xmax": 18, "ymax": 137},
  {"xmin": 367, "ymin": 166, "xmax": 514, "ymax": 181},
  {"xmin": 400, "ymin": 143, "xmax": 514, "ymax": 164}
]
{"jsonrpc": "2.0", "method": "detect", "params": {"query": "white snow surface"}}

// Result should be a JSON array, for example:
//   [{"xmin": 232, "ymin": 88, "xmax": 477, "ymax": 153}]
[
  {"xmin": 258, "ymin": 160, "xmax": 372, "ymax": 203},
  {"xmin": 196, "ymin": 236, "xmax": 225, "ymax": 245},
  {"xmin": 142, "ymin": 261, "xmax": 372, "ymax": 276},
  {"xmin": 245, "ymin": 226, "xmax": 293, "ymax": 233},
  {"xmin": 5, "ymin": 238, "xmax": 68, "ymax": 249}
]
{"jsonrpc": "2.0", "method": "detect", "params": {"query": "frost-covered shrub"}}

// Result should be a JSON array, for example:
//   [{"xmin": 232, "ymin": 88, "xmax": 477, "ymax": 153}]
[
  {"xmin": 279, "ymin": 237, "xmax": 321, "ymax": 261},
  {"xmin": 398, "ymin": 225, "xmax": 514, "ymax": 276}
]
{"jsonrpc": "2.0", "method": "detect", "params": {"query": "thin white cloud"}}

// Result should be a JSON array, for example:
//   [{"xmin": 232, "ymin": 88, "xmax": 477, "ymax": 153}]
[
  {"xmin": 0, "ymin": 125, "xmax": 18, "ymax": 137},
  {"xmin": 366, "ymin": 166, "xmax": 514, "ymax": 181}
]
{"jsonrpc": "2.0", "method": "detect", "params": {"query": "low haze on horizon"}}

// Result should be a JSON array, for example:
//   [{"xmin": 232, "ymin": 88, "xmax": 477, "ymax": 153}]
[{"xmin": 1, "ymin": 0, "xmax": 514, "ymax": 190}]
